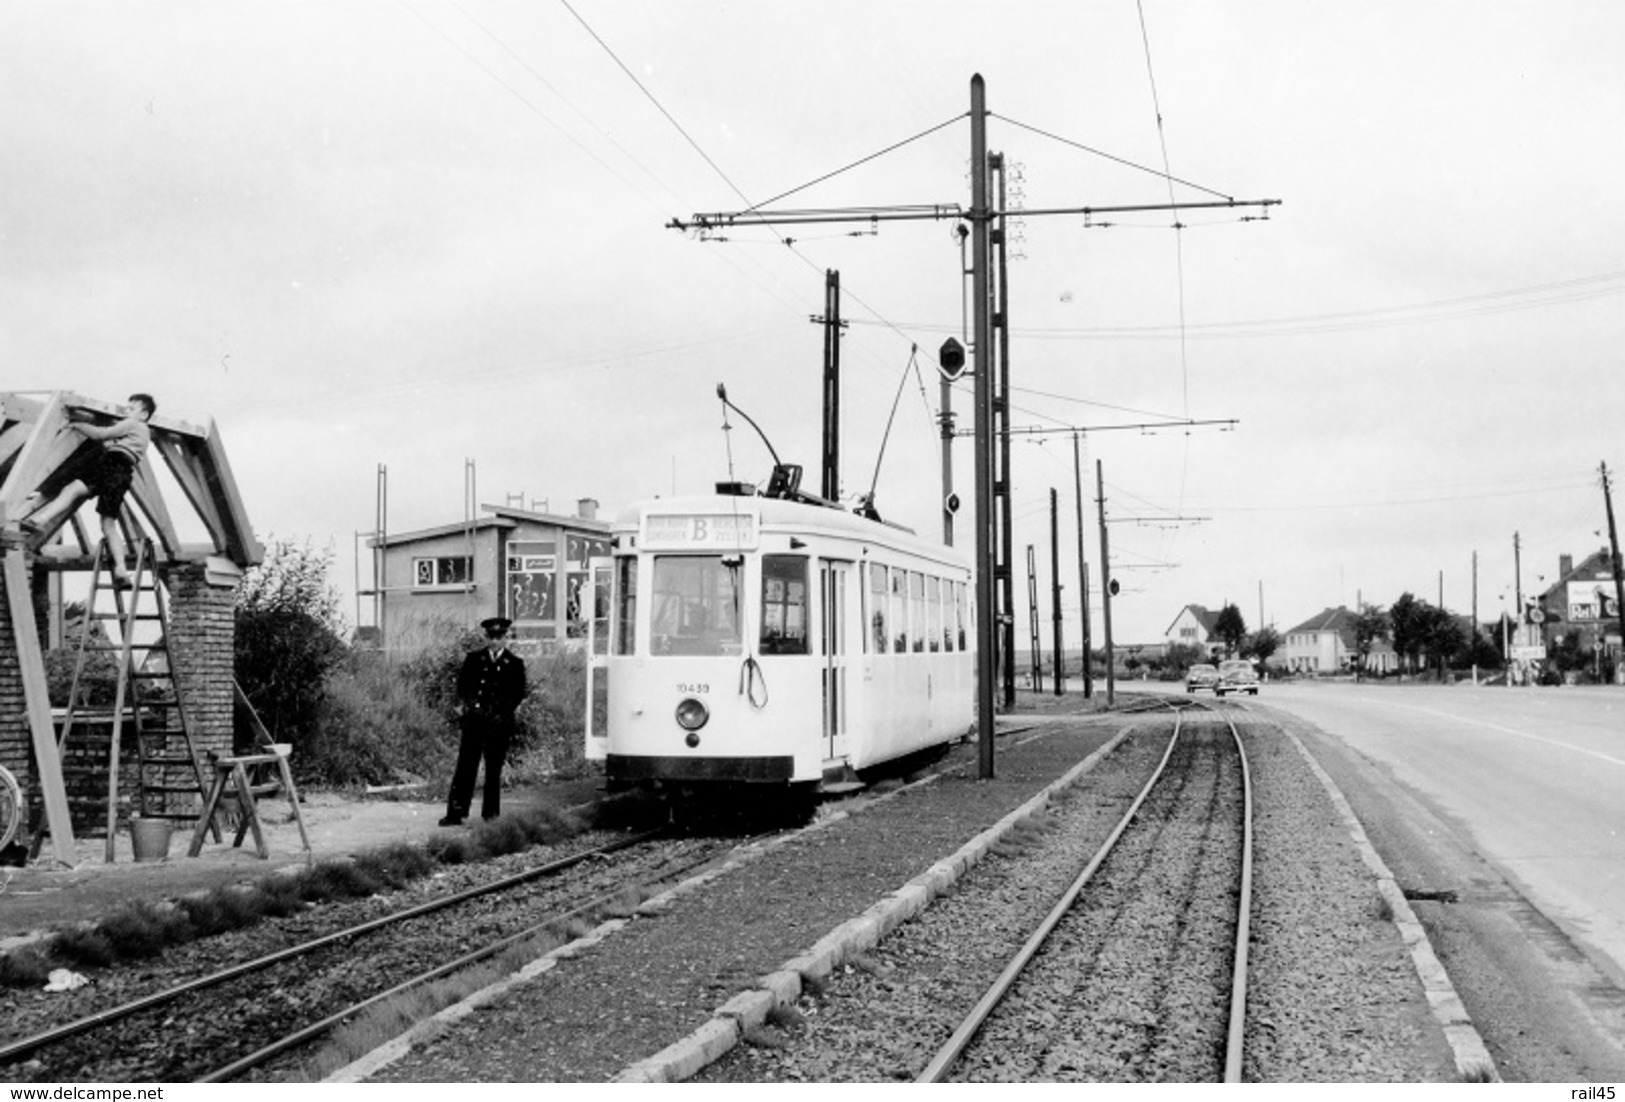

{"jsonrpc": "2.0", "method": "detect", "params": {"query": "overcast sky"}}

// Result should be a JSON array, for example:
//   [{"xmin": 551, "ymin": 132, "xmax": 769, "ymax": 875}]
[{"xmin": 5, "ymin": 1, "xmax": 1623, "ymax": 647}]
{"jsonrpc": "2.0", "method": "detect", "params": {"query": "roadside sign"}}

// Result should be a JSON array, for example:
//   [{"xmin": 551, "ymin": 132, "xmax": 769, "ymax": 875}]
[{"xmin": 1511, "ymin": 645, "xmax": 1546, "ymax": 660}]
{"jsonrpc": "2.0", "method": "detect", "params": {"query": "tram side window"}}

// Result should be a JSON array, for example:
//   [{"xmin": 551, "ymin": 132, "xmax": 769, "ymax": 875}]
[
  {"xmin": 650, "ymin": 555, "xmax": 743, "ymax": 656},
  {"xmin": 949, "ymin": 578, "xmax": 962, "ymax": 656},
  {"xmin": 869, "ymin": 564, "xmax": 887, "ymax": 654},
  {"xmin": 760, "ymin": 554, "xmax": 809, "ymax": 655},
  {"xmin": 614, "ymin": 556, "xmax": 637, "ymax": 656},
  {"xmin": 890, "ymin": 569, "xmax": 908, "ymax": 653},
  {"xmin": 910, "ymin": 572, "xmax": 926, "ymax": 652},
  {"xmin": 926, "ymin": 576, "xmax": 942, "ymax": 653}
]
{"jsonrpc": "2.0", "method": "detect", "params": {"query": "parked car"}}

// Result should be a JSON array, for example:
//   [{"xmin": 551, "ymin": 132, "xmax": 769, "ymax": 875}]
[
  {"xmin": 1215, "ymin": 658, "xmax": 1260, "ymax": 696},
  {"xmin": 1186, "ymin": 663, "xmax": 1219, "ymax": 693}
]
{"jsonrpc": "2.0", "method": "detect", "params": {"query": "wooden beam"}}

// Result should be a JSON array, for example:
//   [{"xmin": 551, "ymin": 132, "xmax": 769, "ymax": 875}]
[
  {"xmin": 199, "ymin": 420, "xmax": 262, "ymax": 565},
  {"xmin": 152, "ymin": 435, "xmax": 226, "ymax": 549},
  {"xmin": 2, "ymin": 544, "xmax": 77, "ymax": 865},
  {"xmin": 0, "ymin": 394, "xmax": 75, "ymax": 516},
  {"xmin": 127, "ymin": 456, "xmax": 181, "ymax": 556}
]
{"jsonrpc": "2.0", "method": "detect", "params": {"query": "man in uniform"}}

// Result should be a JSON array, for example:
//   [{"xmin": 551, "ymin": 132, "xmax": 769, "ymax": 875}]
[{"xmin": 440, "ymin": 616, "xmax": 528, "ymax": 826}]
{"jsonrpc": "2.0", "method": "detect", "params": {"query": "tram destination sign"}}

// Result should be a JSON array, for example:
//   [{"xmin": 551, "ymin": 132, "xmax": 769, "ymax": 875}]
[{"xmin": 642, "ymin": 510, "xmax": 758, "ymax": 551}]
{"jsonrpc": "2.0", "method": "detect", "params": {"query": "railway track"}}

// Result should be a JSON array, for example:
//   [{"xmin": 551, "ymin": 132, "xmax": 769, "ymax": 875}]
[
  {"xmin": 916, "ymin": 700, "xmax": 1255, "ymax": 1082},
  {"xmin": 0, "ymin": 827, "xmax": 743, "ymax": 1081}
]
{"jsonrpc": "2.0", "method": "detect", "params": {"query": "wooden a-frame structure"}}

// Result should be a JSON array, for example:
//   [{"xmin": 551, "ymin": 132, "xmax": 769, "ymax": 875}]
[{"xmin": 0, "ymin": 391, "xmax": 262, "ymax": 865}]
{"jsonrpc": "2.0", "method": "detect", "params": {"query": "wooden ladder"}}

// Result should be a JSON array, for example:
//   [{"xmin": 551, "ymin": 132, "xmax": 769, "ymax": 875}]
[{"xmin": 51, "ymin": 537, "xmax": 216, "ymax": 861}]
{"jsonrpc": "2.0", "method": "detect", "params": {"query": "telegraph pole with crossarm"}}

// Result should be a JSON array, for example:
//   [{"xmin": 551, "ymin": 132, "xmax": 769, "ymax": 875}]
[{"xmin": 668, "ymin": 74, "xmax": 1280, "ymax": 779}]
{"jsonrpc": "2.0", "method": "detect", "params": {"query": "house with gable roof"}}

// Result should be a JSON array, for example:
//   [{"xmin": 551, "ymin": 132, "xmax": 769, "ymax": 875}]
[
  {"xmin": 1164, "ymin": 604, "xmax": 1223, "ymax": 658},
  {"xmin": 1283, "ymin": 605, "xmax": 1398, "ymax": 675}
]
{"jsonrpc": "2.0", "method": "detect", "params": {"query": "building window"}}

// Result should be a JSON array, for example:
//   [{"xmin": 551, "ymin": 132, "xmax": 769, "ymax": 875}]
[
  {"xmin": 507, "ymin": 539, "xmax": 556, "ymax": 621},
  {"xmin": 413, "ymin": 556, "xmax": 472, "ymax": 588}
]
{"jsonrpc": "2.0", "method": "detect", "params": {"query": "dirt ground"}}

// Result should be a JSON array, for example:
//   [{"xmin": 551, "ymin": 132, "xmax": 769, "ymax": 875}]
[{"xmin": 0, "ymin": 776, "xmax": 608, "ymax": 949}]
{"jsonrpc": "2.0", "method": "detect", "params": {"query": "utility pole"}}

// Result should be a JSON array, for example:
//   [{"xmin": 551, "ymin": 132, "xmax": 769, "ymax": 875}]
[
  {"xmin": 1097, "ymin": 459, "xmax": 1116, "ymax": 705},
  {"xmin": 970, "ymin": 74, "xmax": 996, "ymax": 778},
  {"xmin": 666, "ymin": 74, "xmax": 1277, "ymax": 780},
  {"xmin": 816, "ymin": 269, "xmax": 845, "ymax": 501},
  {"xmin": 993, "ymin": 154, "xmax": 1016, "ymax": 713},
  {"xmin": 1072, "ymin": 433, "xmax": 1093, "ymax": 698},
  {"xmin": 1602, "ymin": 462, "xmax": 1625, "ymax": 679},
  {"xmin": 1025, "ymin": 545, "xmax": 1043, "ymax": 692},
  {"xmin": 1051, "ymin": 487, "xmax": 1064, "ymax": 696},
  {"xmin": 1472, "ymin": 549, "xmax": 1479, "ymax": 685}
]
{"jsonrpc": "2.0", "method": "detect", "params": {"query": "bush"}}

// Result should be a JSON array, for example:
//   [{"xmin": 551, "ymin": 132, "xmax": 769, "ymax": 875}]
[{"xmin": 309, "ymin": 648, "xmax": 457, "ymax": 788}]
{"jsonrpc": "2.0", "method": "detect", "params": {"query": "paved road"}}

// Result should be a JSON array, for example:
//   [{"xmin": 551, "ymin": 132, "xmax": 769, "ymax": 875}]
[{"xmin": 1248, "ymin": 679, "xmax": 1625, "ymax": 987}]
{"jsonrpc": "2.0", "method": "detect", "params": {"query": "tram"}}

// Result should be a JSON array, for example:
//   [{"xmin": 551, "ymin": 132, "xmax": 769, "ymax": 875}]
[{"xmin": 589, "ymin": 465, "xmax": 974, "ymax": 795}]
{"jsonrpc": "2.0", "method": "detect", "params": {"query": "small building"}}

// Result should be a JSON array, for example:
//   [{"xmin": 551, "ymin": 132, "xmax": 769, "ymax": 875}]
[
  {"xmin": 1164, "ymin": 604, "xmax": 1222, "ymax": 658},
  {"xmin": 1533, "ymin": 547, "xmax": 1622, "ymax": 659},
  {"xmin": 369, "ymin": 498, "xmax": 611, "ymax": 657}
]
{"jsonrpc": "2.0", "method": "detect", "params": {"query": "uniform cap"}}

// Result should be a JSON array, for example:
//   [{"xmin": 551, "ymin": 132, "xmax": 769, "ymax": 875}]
[{"xmin": 480, "ymin": 617, "xmax": 513, "ymax": 637}]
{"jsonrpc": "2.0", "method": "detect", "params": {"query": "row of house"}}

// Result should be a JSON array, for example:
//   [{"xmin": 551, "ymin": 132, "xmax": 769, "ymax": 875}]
[{"xmin": 1165, "ymin": 547, "xmax": 1621, "ymax": 674}]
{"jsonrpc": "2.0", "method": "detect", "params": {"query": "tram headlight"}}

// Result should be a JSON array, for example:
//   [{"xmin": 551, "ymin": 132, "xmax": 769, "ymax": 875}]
[{"xmin": 675, "ymin": 697, "xmax": 709, "ymax": 732}]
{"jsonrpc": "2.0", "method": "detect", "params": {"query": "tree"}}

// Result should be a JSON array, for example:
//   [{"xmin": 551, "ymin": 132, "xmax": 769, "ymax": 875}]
[
  {"xmin": 1213, "ymin": 604, "xmax": 1248, "ymax": 657},
  {"xmin": 1420, "ymin": 605, "xmax": 1467, "ymax": 676},
  {"xmin": 1388, "ymin": 592, "xmax": 1426, "ymax": 674},
  {"xmin": 1246, "ymin": 626, "xmax": 1281, "ymax": 665},
  {"xmin": 235, "ymin": 537, "xmax": 347, "ymax": 746},
  {"xmin": 1354, "ymin": 603, "xmax": 1390, "ymax": 680}
]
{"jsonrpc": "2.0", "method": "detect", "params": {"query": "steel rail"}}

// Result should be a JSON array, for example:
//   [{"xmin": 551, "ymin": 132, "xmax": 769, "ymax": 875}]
[
  {"xmin": 0, "ymin": 828, "xmax": 669, "ymax": 1067},
  {"xmin": 917, "ymin": 698, "xmax": 1256, "ymax": 1083},
  {"xmin": 915, "ymin": 713, "xmax": 1184, "ymax": 1083},
  {"xmin": 1221, "ymin": 707, "xmax": 1257, "ymax": 1083},
  {"xmin": 201, "ymin": 843, "xmax": 734, "ymax": 1082}
]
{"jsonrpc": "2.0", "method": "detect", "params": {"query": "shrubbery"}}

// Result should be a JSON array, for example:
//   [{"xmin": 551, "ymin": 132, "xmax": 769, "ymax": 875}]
[{"xmin": 232, "ymin": 542, "xmax": 594, "ymax": 789}]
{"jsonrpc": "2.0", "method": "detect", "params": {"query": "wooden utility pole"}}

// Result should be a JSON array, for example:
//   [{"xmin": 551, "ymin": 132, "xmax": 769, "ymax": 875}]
[
  {"xmin": 1602, "ymin": 462, "xmax": 1625, "ymax": 675},
  {"xmin": 1051, "ymin": 487, "xmax": 1064, "ymax": 696},
  {"xmin": 1072, "ymin": 433, "xmax": 1093, "ymax": 697},
  {"xmin": 1097, "ymin": 459, "xmax": 1115, "ymax": 705}
]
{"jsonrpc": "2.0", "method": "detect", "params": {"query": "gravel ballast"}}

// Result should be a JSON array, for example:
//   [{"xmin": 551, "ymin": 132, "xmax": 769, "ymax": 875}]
[{"xmin": 336, "ymin": 704, "xmax": 1475, "ymax": 1083}]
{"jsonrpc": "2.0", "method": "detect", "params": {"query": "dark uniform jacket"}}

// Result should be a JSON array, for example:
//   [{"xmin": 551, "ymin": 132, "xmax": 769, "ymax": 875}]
[{"xmin": 457, "ymin": 646, "xmax": 528, "ymax": 723}]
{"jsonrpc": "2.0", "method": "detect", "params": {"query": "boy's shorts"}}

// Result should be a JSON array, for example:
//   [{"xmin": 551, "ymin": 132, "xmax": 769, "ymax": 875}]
[{"xmin": 90, "ymin": 451, "xmax": 137, "ymax": 518}]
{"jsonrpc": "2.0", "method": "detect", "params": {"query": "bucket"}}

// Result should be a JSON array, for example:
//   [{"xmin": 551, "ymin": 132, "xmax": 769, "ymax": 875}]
[{"xmin": 129, "ymin": 816, "xmax": 173, "ymax": 862}]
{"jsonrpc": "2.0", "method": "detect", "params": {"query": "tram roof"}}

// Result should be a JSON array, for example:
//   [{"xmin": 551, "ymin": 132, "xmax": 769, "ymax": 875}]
[{"xmin": 613, "ymin": 492, "xmax": 969, "ymax": 569}]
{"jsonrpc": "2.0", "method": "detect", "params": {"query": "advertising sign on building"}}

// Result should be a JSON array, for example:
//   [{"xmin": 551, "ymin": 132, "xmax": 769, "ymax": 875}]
[{"xmin": 1566, "ymin": 578, "xmax": 1620, "ymax": 622}]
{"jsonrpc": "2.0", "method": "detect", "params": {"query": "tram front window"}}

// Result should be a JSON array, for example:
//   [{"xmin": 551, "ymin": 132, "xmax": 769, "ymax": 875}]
[{"xmin": 650, "ymin": 555, "xmax": 743, "ymax": 656}]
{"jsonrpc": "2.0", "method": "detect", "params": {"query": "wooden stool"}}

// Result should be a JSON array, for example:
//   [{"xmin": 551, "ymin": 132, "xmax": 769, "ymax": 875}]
[{"xmin": 188, "ymin": 746, "xmax": 311, "ymax": 859}]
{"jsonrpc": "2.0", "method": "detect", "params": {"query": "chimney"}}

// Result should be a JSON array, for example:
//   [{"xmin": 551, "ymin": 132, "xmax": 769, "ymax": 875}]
[
  {"xmin": 1559, "ymin": 554, "xmax": 1573, "ymax": 578},
  {"xmin": 577, "ymin": 497, "xmax": 599, "ymax": 521}
]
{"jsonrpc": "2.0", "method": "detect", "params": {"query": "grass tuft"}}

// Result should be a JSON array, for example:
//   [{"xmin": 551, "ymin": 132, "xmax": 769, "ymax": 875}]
[{"xmin": 0, "ymin": 944, "xmax": 54, "ymax": 988}]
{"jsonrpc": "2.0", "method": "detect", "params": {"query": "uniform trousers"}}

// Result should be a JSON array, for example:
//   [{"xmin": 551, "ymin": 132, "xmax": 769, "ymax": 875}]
[{"xmin": 447, "ymin": 713, "xmax": 512, "ymax": 820}]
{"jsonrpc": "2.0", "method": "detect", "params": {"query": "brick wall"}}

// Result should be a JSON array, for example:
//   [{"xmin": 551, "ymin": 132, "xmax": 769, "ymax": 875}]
[{"xmin": 161, "ymin": 562, "xmax": 237, "ymax": 813}]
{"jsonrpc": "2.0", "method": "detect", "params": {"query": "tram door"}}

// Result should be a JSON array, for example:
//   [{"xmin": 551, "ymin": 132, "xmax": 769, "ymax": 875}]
[
  {"xmin": 819, "ymin": 560, "xmax": 852, "ymax": 762},
  {"xmin": 583, "ymin": 556, "xmax": 613, "ymax": 762}
]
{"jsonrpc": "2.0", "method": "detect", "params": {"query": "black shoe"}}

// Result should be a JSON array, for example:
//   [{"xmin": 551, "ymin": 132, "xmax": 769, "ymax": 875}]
[
  {"xmin": 112, "ymin": 575, "xmax": 134, "ymax": 591},
  {"xmin": 437, "ymin": 815, "xmax": 464, "ymax": 827},
  {"xmin": 482, "ymin": 814, "xmax": 498, "ymax": 822}
]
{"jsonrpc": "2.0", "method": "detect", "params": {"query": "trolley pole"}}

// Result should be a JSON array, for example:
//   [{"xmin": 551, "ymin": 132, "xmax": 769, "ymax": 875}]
[{"xmin": 970, "ymin": 75, "xmax": 997, "ymax": 778}]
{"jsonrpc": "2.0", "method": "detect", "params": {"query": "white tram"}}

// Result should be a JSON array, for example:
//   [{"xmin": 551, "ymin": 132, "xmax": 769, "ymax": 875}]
[{"xmin": 589, "ymin": 480, "xmax": 974, "ymax": 793}]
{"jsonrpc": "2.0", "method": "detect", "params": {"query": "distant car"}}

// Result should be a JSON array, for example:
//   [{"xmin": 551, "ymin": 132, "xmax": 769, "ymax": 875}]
[
  {"xmin": 1186, "ymin": 663, "xmax": 1219, "ymax": 693},
  {"xmin": 1215, "ymin": 659, "xmax": 1260, "ymax": 696}
]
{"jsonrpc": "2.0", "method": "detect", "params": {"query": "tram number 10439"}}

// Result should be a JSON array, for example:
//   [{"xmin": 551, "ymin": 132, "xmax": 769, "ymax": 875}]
[{"xmin": 675, "ymin": 683, "xmax": 711, "ymax": 695}]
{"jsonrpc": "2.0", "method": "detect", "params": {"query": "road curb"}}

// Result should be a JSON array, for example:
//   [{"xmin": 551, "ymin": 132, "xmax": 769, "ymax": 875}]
[{"xmin": 1281, "ymin": 725, "xmax": 1500, "ymax": 1082}]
